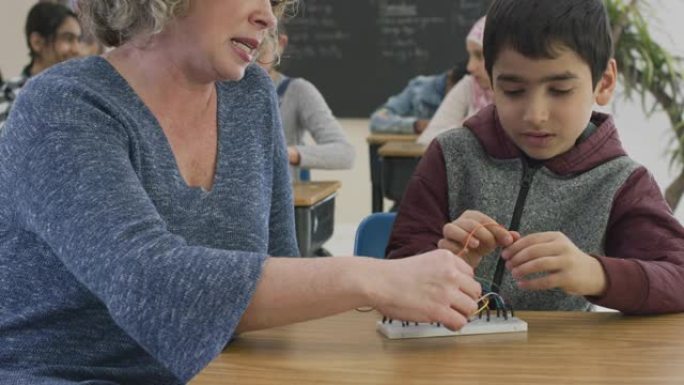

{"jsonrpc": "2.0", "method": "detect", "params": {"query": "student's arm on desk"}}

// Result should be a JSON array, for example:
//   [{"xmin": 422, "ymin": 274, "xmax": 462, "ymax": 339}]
[
  {"xmin": 593, "ymin": 167, "xmax": 684, "ymax": 314},
  {"xmin": 292, "ymin": 79, "xmax": 355, "ymax": 170},
  {"xmin": 236, "ymin": 251, "xmax": 481, "ymax": 333},
  {"xmin": 369, "ymin": 79, "xmax": 421, "ymax": 135}
]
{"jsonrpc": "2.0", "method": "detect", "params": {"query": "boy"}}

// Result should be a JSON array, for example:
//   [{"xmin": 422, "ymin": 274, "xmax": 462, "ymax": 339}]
[{"xmin": 386, "ymin": 0, "xmax": 684, "ymax": 314}]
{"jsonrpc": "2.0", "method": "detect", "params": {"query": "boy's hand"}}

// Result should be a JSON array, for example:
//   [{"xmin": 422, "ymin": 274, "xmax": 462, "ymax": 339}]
[
  {"xmin": 501, "ymin": 232, "xmax": 607, "ymax": 296},
  {"xmin": 413, "ymin": 119, "xmax": 430, "ymax": 133},
  {"xmin": 438, "ymin": 210, "xmax": 519, "ymax": 268}
]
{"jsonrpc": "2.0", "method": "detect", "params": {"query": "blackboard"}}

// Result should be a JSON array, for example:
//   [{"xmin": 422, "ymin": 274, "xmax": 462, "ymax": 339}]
[{"xmin": 279, "ymin": 0, "xmax": 492, "ymax": 117}]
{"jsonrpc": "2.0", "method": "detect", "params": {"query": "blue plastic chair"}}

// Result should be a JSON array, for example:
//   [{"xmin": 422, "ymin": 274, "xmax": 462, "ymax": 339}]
[
  {"xmin": 299, "ymin": 168, "xmax": 311, "ymax": 181},
  {"xmin": 353, "ymin": 212, "xmax": 397, "ymax": 258}
]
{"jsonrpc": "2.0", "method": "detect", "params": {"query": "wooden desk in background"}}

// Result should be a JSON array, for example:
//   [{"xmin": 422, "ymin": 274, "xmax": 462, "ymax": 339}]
[
  {"xmin": 292, "ymin": 181, "xmax": 341, "ymax": 257},
  {"xmin": 192, "ymin": 310, "xmax": 684, "ymax": 385},
  {"xmin": 366, "ymin": 134, "xmax": 418, "ymax": 213},
  {"xmin": 378, "ymin": 141, "xmax": 426, "ymax": 206}
]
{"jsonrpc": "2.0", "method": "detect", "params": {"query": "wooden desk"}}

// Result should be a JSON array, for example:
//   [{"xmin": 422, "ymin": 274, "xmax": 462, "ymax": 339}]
[
  {"xmin": 192, "ymin": 310, "xmax": 684, "ymax": 385},
  {"xmin": 292, "ymin": 181, "xmax": 341, "ymax": 257},
  {"xmin": 366, "ymin": 134, "xmax": 418, "ymax": 213},
  {"xmin": 378, "ymin": 141, "xmax": 426, "ymax": 206}
]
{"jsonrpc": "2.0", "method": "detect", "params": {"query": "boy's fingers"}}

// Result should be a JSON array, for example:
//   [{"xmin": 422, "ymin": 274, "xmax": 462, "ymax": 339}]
[
  {"xmin": 516, "ymin": 272, "xmax": 562, "ymax": 291},
  {"xmin": 443, "ymin": 223, "xmax": 471, "ymax": 245},
  {"xmin": 503, "ymin": 232, "xmax": 557, "ymax": 259},
  {"xmin": 437, "ymin": 238, "xmax": 462, "ymax": 254},
  {"xmin": 507, "ymin": 242, "xmax": 559, "ymax": 268},
  {"xmin": 444, "ymin": 222, "xmax": 481, "ymax": 248},
  {"xmin": 489, "ymin": 225, "xmax": 514, "ymax": 246},
  {"xmin": 462, "ymin": 210, "xmax": 497, "ymax": 224}
]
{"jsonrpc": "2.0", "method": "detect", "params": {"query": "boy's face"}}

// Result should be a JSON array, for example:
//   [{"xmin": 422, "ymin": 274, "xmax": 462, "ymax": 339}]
[{"xmin": 492, "ymin": 45, "xmax": 616, "ymax": 160}]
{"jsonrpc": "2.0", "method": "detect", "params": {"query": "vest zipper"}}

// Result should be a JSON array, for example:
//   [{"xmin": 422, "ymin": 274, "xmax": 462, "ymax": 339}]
[{"xmin": 492, "ymin": 157, "xmax": 541, "ymax": 293}]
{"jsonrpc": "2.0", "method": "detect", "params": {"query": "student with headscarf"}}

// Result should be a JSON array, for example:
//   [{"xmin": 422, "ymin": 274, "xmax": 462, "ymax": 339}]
[{"xmin": 417, "ymin": 17, "xmax": 493, "ymax": 145}]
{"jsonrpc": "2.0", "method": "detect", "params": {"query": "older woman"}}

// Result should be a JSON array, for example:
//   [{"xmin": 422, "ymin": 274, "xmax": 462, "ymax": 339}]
[{"xmin": 0, "ymin": 1, "xmax": 484, "ymax": 383}]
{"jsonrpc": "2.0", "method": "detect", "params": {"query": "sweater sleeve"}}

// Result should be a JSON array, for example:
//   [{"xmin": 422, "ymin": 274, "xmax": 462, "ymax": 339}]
[
  {"xmin": 269, "ymin": 89, "xmax": 300, "ymax": 256},
  {"xmin": 9, "ymin": 107, "xmax": 267, "ymax": 382},
  {"xmin": 369, "ymin": 77, "xmax": 421, "ymax": 134},
  {"xmin": 290, "ymin": 79, "xmax": 355, "ymax": 170},
  {"xmin": 386, "ymin": 140, "xmax": 451, "ymax": 258},
  {"xmin": 417, "ymin": 75, "xmax": 471, "ymax": 145},
  {"xmin": 590, "ymin": 167, "xmax": 684, "ymax": 314}
]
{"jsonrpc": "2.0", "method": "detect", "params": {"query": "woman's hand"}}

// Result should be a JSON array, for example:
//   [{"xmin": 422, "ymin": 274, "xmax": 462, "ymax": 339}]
[{"xmin": 370, "ymin": 249, "xmax": 482, "ymax": 331}]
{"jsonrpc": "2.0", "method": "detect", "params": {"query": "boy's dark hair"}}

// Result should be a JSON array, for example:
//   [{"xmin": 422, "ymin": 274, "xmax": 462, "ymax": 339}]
[
  {"xmin": 483, "ymin": 0, "xmax": 613, "ymax": 88},
  {"xmin": 25, "ymin": 2, "xmax": 78, "ymax": 61}
]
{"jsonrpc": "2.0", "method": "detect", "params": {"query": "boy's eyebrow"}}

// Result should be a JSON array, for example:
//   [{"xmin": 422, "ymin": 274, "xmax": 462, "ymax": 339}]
[{"xmin": 497, "ymin": 72, "xmax": 579, "ymax": 83}]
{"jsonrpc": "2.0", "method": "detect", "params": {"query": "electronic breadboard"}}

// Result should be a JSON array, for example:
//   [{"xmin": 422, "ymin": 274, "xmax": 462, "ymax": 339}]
[{"xmin": 376, "ymin": 316, "xmax": 527, "ymax": 339}]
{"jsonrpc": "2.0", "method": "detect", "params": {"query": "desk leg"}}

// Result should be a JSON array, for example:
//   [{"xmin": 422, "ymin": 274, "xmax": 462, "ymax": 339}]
[
  {"xmin": 369, "ymin": 144, "xmax": 384, "ymax": 213},
  {"xmin": 294, "ymin": 194, "xmax": 336, "ymax": 257},
  {"xmin": 294, "ymin": 206, "xmax": 313, "ymax": 257},
  {"xmin": 381, "ymin": 156, "xmax": 422, "ymax": 213}
]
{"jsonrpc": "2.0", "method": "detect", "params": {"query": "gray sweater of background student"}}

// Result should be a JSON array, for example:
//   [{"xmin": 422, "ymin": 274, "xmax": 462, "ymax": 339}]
[
  {"xmin": 0, "ymin": 57, "xmax": 299, "ymax": 384},
  {"xmin": 276, "ymin": 76, "xmax": 354, "ymax": 180}
]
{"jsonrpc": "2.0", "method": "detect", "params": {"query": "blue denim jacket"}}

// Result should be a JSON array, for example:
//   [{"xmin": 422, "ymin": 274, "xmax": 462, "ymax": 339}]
[{"xmin": 370, "ymin": 72, "xmax": 448, "ymax": 134}]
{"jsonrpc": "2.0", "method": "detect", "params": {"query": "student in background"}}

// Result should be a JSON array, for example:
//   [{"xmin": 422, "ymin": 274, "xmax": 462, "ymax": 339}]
[
  {"xmin": 38, "ymin": 0, "xmax": 73, "ymax": 5},
  {"xmin": 258, "ymin": 25, "xmax": 354, "ymax": 181},
  {"xmin": 387, "ymin": 0, "xmax": 684, "ymax": 314},
  {"xmin": 369, "ymin": 64, "xmax": 466, "ymax": 135},
  {"xmin": 41, "ymin": 0, "xmax": 106, "ymax": 56},
  {"xmin": 417, "ymin": 16, "xmax": 492, "ymax": 145},
  {"xmin": 0, "ymin": 0, "xmax": 482, "ymax": 383},
  {"xmin": 0, "ymin": 2, "xmax": 81, "ymax": 129},
  {"xmin": 78, "ymin": 31, "xmax": 105, "ymax": 56}
]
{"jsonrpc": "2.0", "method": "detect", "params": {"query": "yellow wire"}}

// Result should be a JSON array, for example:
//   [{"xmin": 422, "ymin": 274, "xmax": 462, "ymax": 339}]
[
  {"xmin": 473, "ymin": 291, "xmax": 508, "ymax": 316},
  {"xmin": 473, "ymin": 297, "xmax": 490, "ymax": 316}
]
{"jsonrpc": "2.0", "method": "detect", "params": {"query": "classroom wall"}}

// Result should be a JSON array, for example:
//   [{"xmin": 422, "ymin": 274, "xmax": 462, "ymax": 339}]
[
  {"xmin": 2, "ymin": 0, "xmax": 684, "ymax": 226},
  {"xmin": 613, "ymin": 0, "xmax": 684, "ymax": 221},
  {"xmin": 0, "ymin": 1, "xmax": 35, "ymax": 79}
]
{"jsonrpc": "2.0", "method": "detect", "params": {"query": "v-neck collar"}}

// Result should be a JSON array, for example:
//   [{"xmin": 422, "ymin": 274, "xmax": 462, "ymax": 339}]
[{"xmin": 93, "ymin": 56, "xmax": 222, "ymax": 194}]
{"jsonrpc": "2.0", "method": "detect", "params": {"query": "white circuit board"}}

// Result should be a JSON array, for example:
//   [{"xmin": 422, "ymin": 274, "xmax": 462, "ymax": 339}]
[{"xmin": 376, "ymin": 316, "xmax": 528, "ymax": 339}]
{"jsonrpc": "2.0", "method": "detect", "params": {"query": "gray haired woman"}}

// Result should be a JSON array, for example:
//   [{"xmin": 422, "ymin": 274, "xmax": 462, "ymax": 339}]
[{"xmin": 0, "ymin": 1, "xmax": 483, "ymax": 383}]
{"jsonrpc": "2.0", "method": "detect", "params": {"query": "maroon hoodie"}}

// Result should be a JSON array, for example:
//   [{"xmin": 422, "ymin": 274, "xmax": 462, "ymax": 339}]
[{"xmin": 387, "ymin": 105, "xmax": 684, "ymax": 314}]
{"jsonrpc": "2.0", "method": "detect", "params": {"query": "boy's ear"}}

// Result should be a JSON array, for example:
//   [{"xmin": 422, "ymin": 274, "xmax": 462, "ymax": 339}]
[{"xmin": 595, "ymin": 59, "xmax": 618, "ymax": 106}]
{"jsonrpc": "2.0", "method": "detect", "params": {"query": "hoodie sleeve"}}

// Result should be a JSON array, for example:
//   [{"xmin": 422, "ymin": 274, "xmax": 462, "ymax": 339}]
[
  {"xmin": 386, "ymin": 140, "xmax": 451, "ymax": 258},
  {"xmin": 590, "ymin": 167, "xmax": 684, "ymax": 314}
]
